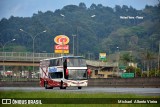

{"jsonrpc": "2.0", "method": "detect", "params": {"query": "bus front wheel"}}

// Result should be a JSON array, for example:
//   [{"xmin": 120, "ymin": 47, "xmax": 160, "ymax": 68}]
[
  {"xmin": 44, "ymin": 82, "xmax": 53, "ymax": 89},
  {"xmin": 60, "ymin": 87, "xmax": 66, "ymax": 89}
]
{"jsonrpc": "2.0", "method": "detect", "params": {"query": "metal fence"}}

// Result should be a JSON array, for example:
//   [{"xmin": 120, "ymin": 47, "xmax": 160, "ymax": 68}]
[
  {"xmin": 0, "ymin": 52, "xmax": 60, "ymax": 61},
  {"xmin": 86, "ymin": 60, "xmax": 118, "ymax": 67},
  {"xmin": 0, "ymin": 52, "xmax": 117, "ymax": 67}
]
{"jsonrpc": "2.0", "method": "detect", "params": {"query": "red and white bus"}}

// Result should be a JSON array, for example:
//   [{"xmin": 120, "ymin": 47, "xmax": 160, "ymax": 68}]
[{"xmin": 39, "ymin": 56, "xmax": 90, "ymax": 89}]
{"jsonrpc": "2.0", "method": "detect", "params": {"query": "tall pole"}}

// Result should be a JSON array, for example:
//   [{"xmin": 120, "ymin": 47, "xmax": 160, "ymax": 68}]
[
  {"xmin": 72, "ymin": 35, "xmax": 76, "ymax": 56},
  {"xmin": 117, "ymin": 47, "xmax": 119, "ymax": 77},
  {"xmin": 62, "ymin": 40, "xmax": 64, "ymax": 56},
  {"xmin": 158, "ymin": 41, "xmax": 160, "ymax": 74},
  {"xmin": 60, "ymin": 14, "xmax": 65, "ymax": 56},
  {"xmin": 33, "ymin": 30, "xmax": 46, "ymax": 72},
  {"xmin": 60, "ymin": 14, "xmax": 65, "ymax": 35},
  {"xmin": 76, "ymin": 26, "xmax": 79, "ymax": 56}
]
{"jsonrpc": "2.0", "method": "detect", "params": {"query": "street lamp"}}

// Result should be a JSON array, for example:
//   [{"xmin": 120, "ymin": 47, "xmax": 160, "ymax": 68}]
[
  {"xmin": 60, "ymin": 14, "xmax": 65, "ymax": 18},
  {"xmin": 91, "ymin": 15, "xmax": 96, "ymax": 18},
  {"xmin": 20, "ymin": 29, "xmax": 46, "ymax": 73},
  {"xmin": 0, "ymin": 39, "xmax": 16, "ymax": 72},
  {"xmin": 60, "ymin": 13, "xmax": 65, "ymax": 34},
  {"xmin": 90, "ymin": 14, "xmax": 96, "ymax": 57},
  {"xmin": 1, "ymin": 38, "xmax": 16, "ymax": 53},
  {"xmin": 20, "ymin": 28, "xmax": 46, "ymax": 53}
]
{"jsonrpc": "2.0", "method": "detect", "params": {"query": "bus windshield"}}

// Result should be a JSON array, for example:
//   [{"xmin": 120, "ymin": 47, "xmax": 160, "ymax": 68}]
[
  {"xmin": 68, "ymin": 69, "xmax": 87, "ymax": 80},
  {"xmin": 49, "ymin": 72, "xmax": 63, "ymax": 79},
  {"xmin": 66, "ymin": 58, "xmax": 86, "ymax": 67}
]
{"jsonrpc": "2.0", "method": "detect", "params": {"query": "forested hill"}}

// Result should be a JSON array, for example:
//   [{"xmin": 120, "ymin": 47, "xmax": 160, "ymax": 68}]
[{"xmin": 0, "ymin": 3, "xmax": 160, "ymax": 57}]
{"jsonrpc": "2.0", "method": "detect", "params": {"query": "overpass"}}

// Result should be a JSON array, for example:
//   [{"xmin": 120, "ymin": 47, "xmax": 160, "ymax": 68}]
[{"xmin": 0, "ymin": 52, "xmax": 117, "ymax": 68}]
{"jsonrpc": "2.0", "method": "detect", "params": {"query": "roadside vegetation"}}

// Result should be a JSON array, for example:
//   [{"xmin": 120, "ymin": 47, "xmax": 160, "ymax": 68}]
[{"xmin": 0, "ymin": 91, "xmax": 159, "ymax": 107}]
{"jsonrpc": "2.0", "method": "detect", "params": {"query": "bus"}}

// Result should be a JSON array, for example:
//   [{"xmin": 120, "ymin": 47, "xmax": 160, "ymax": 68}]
[{"xmin": 39, "ymin": 56, "xmax": 90, "ymax": 89}]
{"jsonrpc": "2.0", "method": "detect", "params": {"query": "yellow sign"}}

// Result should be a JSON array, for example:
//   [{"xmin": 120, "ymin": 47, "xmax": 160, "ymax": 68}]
[
  {"xmin": 99, "ymin": 53, "xmax": 107, "ymax": 61},
  {"xmin": 54, "ymin": 50, "xmax": 69, "ymax": 54},
  {"xmin": 54, "ymin": 35, "xmax": 70, "ymax": 45}
]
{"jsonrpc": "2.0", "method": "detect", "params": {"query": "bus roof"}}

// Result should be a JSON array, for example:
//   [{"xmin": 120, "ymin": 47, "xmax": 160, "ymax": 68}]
[{"xmin": 40, "ymin": 56, "xmax": 84, "ymax": 61}]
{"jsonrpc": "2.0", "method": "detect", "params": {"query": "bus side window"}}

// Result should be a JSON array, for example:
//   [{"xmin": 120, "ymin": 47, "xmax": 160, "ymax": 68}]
[
  {"xmin": 49, "ymin": 60, "xmax": 55, "ymax": 67},
  {"xmin": 56, "ymin": 59, "xmax": 62, "ymax": 66}
]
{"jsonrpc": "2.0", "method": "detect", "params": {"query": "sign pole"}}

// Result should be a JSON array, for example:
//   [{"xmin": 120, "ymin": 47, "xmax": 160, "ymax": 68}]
[{"xmin": 62, "ymin": 40, "xmax": 64, "ymax": 56}]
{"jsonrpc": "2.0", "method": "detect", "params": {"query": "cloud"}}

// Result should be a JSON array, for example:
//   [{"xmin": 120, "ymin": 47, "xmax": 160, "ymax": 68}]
[{"xmin": 11, "ymin": 4, "xmax": 23, "ymax": 15}]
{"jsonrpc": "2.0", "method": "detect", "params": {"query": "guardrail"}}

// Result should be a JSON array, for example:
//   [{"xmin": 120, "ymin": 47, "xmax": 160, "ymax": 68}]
[
  {"xmin": 86, "ymin": 60, "xmax": 118, "ymax": 67},
  {"xmin": 0, "ymin": 52, "xmax": 118, "ymax": 67},
  {"xmin": 0, "ymin": 52, "xmax": 58, "ymax": 61}
]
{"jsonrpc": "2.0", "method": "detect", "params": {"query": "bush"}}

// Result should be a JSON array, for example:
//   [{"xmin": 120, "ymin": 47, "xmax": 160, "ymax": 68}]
[
  {"xmin": 142, "ymin": 72, "xmax": 147, "ymax": 77},
  {"xmin": 135, "ymin": 68, "xmax": 142, "ymax": 77}
]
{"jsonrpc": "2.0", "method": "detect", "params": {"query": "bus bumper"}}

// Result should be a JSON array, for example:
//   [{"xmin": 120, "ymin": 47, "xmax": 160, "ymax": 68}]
[{"xmin": 66, "ymin": 80, "xmax": 88, "ymax": 87}]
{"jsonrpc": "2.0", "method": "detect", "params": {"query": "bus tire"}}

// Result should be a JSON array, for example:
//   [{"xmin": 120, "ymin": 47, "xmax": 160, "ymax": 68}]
[
  {"xmin": 44, "ymin": 81, "xmax": 53, "ymax": 89},
  {"xmin": 44, "ymin": 81, "xmax": 49, "ymax": 89},
  {"xmin": 49, "ymin": 87, "xmax": 53, "ymax": 89},
  {"xmin": 60, "ymin": 80, "xmax": 66, "ymax": 89},
  {"xmin": 78, "ymin": 87, "xmax": 82, "ymax": 89},
  {"xmin": 60, "ymin": 86, "xmax": 66, "ymax": 89}
]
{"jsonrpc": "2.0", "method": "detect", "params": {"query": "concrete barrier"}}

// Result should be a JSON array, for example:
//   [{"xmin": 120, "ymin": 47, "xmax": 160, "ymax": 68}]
[
  {"xmin": 0, "ymin": 78, "xmax": 160, "ymax": 88},
  {"xmin": 0, "ymin": 81, "xmax": 39, "ymax": 87},
  {"xmin": 88, "ymin": 77, "xmax": 160, "ymax": 88}
]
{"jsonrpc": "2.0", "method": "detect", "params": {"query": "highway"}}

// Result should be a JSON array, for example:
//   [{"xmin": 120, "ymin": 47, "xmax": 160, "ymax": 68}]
[{"xmin": 0, "ymin": 87, "xmax": 160, "ymax": 96}]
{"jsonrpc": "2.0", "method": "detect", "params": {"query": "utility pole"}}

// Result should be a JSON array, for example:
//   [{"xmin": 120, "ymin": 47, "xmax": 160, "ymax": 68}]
[
  {"xmin": 158, "ymin": 41, "xmax": 160, "ymax": 75},
  {"xmin": 72, "ymin": 35, "xmax": 76, "ymax": 56}
]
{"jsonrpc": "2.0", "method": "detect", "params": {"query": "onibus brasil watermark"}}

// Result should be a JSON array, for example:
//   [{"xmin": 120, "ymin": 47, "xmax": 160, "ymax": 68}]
[{"xmin": 2, "ymin": 99, "xmax": 42, "ymax": 104}]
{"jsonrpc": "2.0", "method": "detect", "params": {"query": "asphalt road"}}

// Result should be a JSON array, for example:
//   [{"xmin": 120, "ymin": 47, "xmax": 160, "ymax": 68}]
[{"xmin": 0, "ymin": 87, "xmax": 160, "ymax": 96}]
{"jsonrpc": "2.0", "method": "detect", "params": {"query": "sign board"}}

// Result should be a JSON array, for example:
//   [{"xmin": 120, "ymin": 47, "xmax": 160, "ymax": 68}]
[
  {"xmin": 99, "ymin": 53, "xmax": 107, "ymax": 61},
  {"xmin": 119, "ymin": 65, "xmax": 127, "ymax": 70},
  {"xmin": 54, "ymin": 35, "xmax": 69, "ymax": 45},
  {"xmin": 48, "ymin": 67, "xmax": 63, "ymax": 72},
  {"xmin": 54, "ymin": 35, "xmax": 70, "ymax": 54},
  {"xmin": 54, "ymin": 50, "xmax": 69, "ymax": 54},
  {"xmin": 55, "ymin": 45, "xmax": 69, "ymax": 50},
  {"xmin": 121, "ymin": 73, "xmax": 134, "ymax": 78}
]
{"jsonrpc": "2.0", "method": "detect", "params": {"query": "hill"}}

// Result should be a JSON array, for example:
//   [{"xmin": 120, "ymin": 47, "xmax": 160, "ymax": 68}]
[{"xmin": 0, "ymin": 2, "xmax": 159, "ymax": 59}]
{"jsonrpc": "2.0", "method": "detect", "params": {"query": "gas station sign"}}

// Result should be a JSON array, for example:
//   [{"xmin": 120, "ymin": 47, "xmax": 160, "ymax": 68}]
[
  {"xmin": 54, "ymin": 35, "xmax": 69, "ymax": 45},
  {"xmin": 54, "ymin": 35, "xmax": 70, "ymax": 54}
]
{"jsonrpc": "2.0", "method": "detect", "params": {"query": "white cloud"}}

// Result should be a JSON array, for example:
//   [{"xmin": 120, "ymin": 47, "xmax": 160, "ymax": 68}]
[{"xmin": 11, "ymin": 4, "xmax": 23, "ymax": 15}]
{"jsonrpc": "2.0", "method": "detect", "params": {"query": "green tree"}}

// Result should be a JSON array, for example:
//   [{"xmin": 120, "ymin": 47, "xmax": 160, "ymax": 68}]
[
  {"xmin": 120, "ymin": 52, "xmax": 133, "ymax": 65},
  {"xmin": 141, "ymin": 50, "xmax": 154, "ymax": 77}
]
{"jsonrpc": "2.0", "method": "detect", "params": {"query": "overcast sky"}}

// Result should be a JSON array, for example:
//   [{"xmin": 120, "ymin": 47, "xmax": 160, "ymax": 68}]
[{"xmin": 0, "ymin": 0, "xmax": 158, "ymax": 20}]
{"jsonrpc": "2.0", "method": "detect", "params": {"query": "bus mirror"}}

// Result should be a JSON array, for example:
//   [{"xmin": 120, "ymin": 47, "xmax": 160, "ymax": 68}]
[
  {"xmin": 66, "ymin": 69, "xmax": 69, "ymax": 76},
  {"xmin": 87, "ymin": 69, "xmax": 91, "ymax": 76}
]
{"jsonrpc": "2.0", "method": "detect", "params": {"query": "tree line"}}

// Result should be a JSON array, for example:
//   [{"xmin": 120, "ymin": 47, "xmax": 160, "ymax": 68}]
[{"xmin": 0, "ymin": 2, "xmax": 160, "ymax": 74}]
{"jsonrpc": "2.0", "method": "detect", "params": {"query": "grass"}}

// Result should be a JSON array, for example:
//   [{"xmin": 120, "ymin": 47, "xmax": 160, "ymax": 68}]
[{"xmin": 0, "ymin": 91, "xmax": 159, "ymax": 107}]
